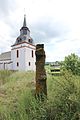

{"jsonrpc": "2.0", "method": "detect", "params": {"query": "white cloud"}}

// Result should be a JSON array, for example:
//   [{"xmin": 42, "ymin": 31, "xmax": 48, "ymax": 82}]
[
  {"xmin": 0, "ymin": 0, "xmax": 80, "ymax": 61},
  {"xmin": 45, "ymin": 39, "xmax": 80, "ymax": 62}
]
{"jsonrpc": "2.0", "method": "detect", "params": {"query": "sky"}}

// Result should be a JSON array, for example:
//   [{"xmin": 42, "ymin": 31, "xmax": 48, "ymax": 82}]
[{"xmin": 0, "ymin": 0, "xmax": 80, "ymax": 62}]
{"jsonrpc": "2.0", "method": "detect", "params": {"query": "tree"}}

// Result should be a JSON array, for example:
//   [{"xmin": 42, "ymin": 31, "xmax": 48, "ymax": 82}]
[{"xmin": 62, "ymin": 53, "xmax": 80, "ymax": 75}]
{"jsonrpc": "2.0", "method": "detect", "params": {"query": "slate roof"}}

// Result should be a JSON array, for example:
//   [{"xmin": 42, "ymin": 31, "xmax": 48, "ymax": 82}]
[{"xmin": 0, "ymin": 51, "xmax": 11, "ymax": 61}]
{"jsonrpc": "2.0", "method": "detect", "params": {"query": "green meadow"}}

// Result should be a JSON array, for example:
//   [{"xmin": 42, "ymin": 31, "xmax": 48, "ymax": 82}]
[{"xmin": 0, "ymin": 70, "xmax": 80, "ymax": 120}]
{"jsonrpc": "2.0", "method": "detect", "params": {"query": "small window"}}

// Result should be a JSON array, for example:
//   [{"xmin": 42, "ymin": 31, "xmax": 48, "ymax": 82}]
[
  {"xmin": 28, "ymin": 39, "xmax": 31, "ymax": 43},
  {"xmin": 17, "ymin": 62, "xmax": 19, "ymax": 67},
  {"xmin": 29, "ymin": 62, "xmax": 30, "ymax": 66},
  {"xmin": 32, "ymin": 50, "xmax": 33, "ymax": 58},
  {"xmin": 17, "ymin": 50, "xmax": 19, "ymax": 58},
  {"xmin": 28, "ymin": 39, "xmax": 32, "ymax": 43}
]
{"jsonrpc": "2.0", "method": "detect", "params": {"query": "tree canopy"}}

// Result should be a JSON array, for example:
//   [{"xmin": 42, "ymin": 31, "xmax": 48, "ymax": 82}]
[{"xmin": 62, "ymin": 53, "xmax": 80, "ymax": 75}]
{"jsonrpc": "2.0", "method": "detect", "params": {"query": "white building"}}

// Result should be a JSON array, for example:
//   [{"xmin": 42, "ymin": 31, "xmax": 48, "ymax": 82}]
[{"xmin": 0, "ymin": 15, "xmax": 36, "ymax": 71}]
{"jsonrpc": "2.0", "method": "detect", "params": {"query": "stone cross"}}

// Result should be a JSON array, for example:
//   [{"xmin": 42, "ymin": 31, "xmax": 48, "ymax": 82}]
[{"xmin": 35, "ymin": 44, "xmax": 47, "ymax": 99}]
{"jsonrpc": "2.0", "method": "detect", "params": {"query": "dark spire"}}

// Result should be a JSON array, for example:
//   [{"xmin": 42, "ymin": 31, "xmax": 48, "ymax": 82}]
[{"xmin": 23, "ymin": 14, "xmax": 26, "ymax": 27}]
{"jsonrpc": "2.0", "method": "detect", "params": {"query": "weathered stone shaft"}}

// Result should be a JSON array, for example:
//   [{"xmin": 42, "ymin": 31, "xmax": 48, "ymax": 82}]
[{"xmin": 35, "ymin": 44, "xmax": 47, "ymax": 98}]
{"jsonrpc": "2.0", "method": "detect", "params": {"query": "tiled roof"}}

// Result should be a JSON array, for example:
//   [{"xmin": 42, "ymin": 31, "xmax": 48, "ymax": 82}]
[{"xmin": 0, "ymin": 51, "xmax": 11, "ymax": 61}]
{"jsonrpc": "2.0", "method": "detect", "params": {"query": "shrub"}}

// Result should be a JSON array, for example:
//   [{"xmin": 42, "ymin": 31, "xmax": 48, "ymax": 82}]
[{"xmin": 62, "ymin": 53, "xmax": 80, "ymax": 75}]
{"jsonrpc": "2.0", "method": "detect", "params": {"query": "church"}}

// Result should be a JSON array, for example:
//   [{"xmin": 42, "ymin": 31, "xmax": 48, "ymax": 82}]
[{"xmin": 0, "ymin": 15, "xmax": 36, "ymax": 71}]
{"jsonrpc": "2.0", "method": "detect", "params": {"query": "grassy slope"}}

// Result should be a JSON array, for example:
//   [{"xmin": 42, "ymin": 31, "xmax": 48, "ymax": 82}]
[
  {"xmin": 0, "ymin": 71, "xmax": 35, "ymax": 119},
  {"xmin": 0, "ymin": 70, "xmax": 80, "ymax": 120}
]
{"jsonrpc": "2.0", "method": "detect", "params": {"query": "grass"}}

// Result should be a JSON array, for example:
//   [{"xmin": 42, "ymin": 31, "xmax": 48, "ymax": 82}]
[
  {"xmin": 0, "ymin": 70, "xmax": 80, "ymax": 119},
  {"xmin": 0, "ymin": 70, "xmax": 35, "ymax": 119}
]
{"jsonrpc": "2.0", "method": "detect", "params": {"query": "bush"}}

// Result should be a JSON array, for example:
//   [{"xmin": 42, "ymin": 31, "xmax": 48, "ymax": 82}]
[
  {"xmin": 62, "ymin": 53, "xmax": 80, "ymax": 75},
  {"xmin": 47, "ymin": 70, "xmax": 80, "ymax": 120}
]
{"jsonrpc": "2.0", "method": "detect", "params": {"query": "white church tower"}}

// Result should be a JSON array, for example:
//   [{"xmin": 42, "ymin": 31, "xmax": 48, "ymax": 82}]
[{"xmin": 11, "ymin": 15, "xmax": 36, "ymax": 71}]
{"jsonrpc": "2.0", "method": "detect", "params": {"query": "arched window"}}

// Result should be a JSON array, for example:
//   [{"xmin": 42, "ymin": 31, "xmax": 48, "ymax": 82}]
[
  {"xmin": 17, "ymin": 62, "xmax": 19, "ymax": 67},
  {"xmin": 28, "ymin": 39, "xmax": 31, "ymax": 43},
  {"xmin": 32, "ymin": 50, "xmax": 33, "ymax": 58},
  {"xmin": 29, "ymin": 62, "xmax": 31, "ymax": 66},
  {"xmin": 28, "ymin": 39, "xmax": 32, "ymax": 43},
  {"xmin": 17, "ymin": 50, "xmax": 19, "ymax": 58}
]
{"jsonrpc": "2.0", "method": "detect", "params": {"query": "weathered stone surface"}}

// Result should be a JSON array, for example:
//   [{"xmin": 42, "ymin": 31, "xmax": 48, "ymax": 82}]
[{"xmin": 35, "ymin": 44, "xmax": 47, "ymax": 99}]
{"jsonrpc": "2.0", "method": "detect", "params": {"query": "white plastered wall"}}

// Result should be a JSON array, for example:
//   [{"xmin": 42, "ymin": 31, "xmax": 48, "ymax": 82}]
[{"xmin": 11, "ymin": 42, "xmax": 36, "ymax": 71}]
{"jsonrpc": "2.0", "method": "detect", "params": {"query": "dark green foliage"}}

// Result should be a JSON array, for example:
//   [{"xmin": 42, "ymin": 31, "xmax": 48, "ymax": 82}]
[{"xmin": 62, "ymin": 53, "xmax": 80, "ymax": 75}]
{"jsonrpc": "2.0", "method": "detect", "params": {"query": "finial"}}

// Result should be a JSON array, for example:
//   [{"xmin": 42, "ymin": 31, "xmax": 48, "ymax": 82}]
[
  {"xmin": 23, "ymin": 8, "xmax": 26, "ymax": 27},
  {"xmin": 23, "ymin": 14, "xmax": 26, "ymax": 27}
]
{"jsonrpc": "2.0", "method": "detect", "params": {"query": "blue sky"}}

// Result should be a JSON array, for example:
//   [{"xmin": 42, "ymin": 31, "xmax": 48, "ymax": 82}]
[{"xmin": 0, "ymin": 0, "xmax": 80, "ymax": 62}]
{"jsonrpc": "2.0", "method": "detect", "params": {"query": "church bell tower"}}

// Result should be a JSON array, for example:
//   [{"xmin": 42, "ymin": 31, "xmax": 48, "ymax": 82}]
[{"xmin": 11, "ymin": 15, "xmax": 36, "ymax": 71}]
